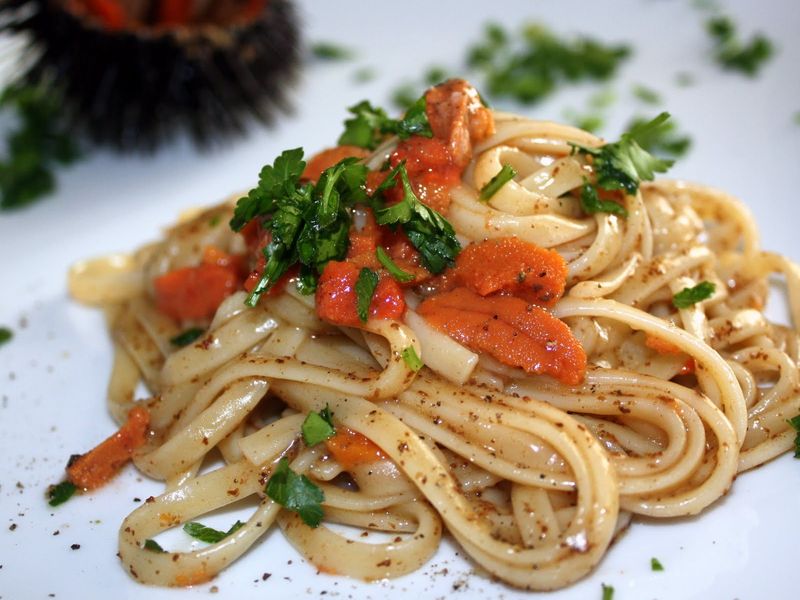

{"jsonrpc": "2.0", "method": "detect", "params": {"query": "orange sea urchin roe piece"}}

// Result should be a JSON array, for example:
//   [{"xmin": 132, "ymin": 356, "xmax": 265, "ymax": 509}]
[
  {"xmin": 455, "ymin": 237, "xmax": 568, "ymax": 307},
  {"xmin": 417, "ymin": 288, "xmax": 586, "ymax": 385},
  {"xmin": 325, "ymin": 427, "xmax": 387, "ymax": 469},
  {"xmin": 302, "ymin": 145, "xmax": 370, "ymax": 183}
]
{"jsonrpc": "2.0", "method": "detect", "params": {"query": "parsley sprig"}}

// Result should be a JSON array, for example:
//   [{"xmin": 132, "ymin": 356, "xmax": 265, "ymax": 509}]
[
  {"xmin": 265, "ymin": 458, "xmax": 325, "ymax": 528},
  {"xmin": 707, "ymin": 17, "xmax": 773, "ymax": 76},
  {"xmin": 338, "ymin": 96, "xmax": 433, "ymax": 150},
  {"xmin": 672, "ymin": 281, "xmax": 715, "ymax": 309}
]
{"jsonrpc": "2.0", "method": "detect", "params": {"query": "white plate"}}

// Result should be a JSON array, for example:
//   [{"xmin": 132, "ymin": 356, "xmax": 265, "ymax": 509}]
[{"xmin": 1, "ymin": 1, "xmax": 798, "ymax": 598}]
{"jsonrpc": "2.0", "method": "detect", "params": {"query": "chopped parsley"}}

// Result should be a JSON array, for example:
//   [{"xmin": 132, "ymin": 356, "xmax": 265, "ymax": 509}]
[
  {"xmin": 0, "ymin": 83, "xmax": 81, "ymax": 210},
  {"xmin": 144, "ymin": 539, "xmax": 166, "ymax": 553},
  {"xmin": 632, "ymin": 84, "xmax": 661, "ymax": 105},
  {"xmin": 479, "ymin": 164, "xmax": 517, "ymax": 201},
  {"xmin": 183, "ymin": 520, "xmax": 244, "ymax": 544},
  {"xmin": 424, "ymin": 66, "xmax": 449, "ymax": 86},
  {"xmin": 787, "ymin": 415, "xmax": 800, "ymax": 458},
  {"xmin": 579, "ymin": 181, "xmax": 628, "ymax": 218},
  {"xmin": 672, "ymin": 281, "xmax": 716, "ymax": 309},
  {"xmin": 651, "ymin": 557, "xmax": 665, "ymax": 571},
  {"xmin": 401, "ymin": 346, "xmax": 423, "ymax": 372},
  {"xmin": 376, "ymin": 247, "xmax": 414, "ymax": 283},
  {"xmin": 265, "ymin": 458, "xmax": 325, "ymax": 528},
  {"xmin": 0, "ymin": 326, "xmax": 12, "ymax": 346},
  {"xmin": 302, "ymin": 405, "xmax": 336, "ymax": 447},
  {"xmin": 353, "ymin": 67, "xmax": 375, "ymax": 83},
  {"xmin": 602, "ymin": 583, "xmax": 614, "ymax": 600},
  {"xmin": 355, "ymin": 268, "xmax": 379, "ymax": 323},
  {"xmin": 624, "ymin": 115, "xmax": 691, "ymax": 158},
  {"xmin": 391, "ymin": 84, "xmax": 419, "ymax": 111},
  {"xmin": 374, "ymin": 162, "xmax": 461, "ymax": 274},
  {"xmin": 563, "ymin": 109, "xmax": 604, "ymax": 134},
  {"xmin": 467, "ymin": 22, "xmax": 630, "ymax": 105},
  {"xmin": 706, "ymin": 16, "xmax": 773, "ymax": 76},
  {"xmin": 230, "ymin": 149, "xmax": 365, "ymax": 307},
  {"xmin": 169, "ymin": 327, "xmax": 205, "ymax": 347},
  {"xmin": 793, "ymin": 111, "xmax": 800, "ymax": 126},
  {"xmin": 310, "ymin": 42, "xmax": 354, "ymax": 61},
  {"xmin": 572, "ymin": 113, "xmax": 674, "ymax": 196},
  {"xmin": 47, "ymin": 481, "xmax": 77, "ymax": 507},
  {"xmin": 338, "ymin": 96, "xmax": 432, "ymax": 150}
]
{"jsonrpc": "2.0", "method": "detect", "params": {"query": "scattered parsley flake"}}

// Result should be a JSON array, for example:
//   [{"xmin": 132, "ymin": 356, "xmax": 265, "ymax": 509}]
[
  {"xmin": 376, "ymin": 247, "xmax": 414, "ymax": 283},
  {"xmin": 602, "ymin": 583, "xmax": 614, "ymax": 600},
  {"xmin": 675, "ymin": 71, "xmax": 695, "ymax": 87},
  {"xmin": 353, "ymin": 67, "xmax": 375, "ymax": 83},
  {"xmin": 144, "ymin": 539, "xmax": 166, "ymax": 553},
  {"xmin": 302, "ymin": 405, "xmax": 336, "ymax": 447},
  {"xmin": 580, "ymin": 181, "xmax": 628, "ymax": 217},
  {"xmin": 47, "ymin": 481, "xmax": 76, "ymax": 507},
  {"xmin": 787, "ymin": 414, "xmax": 800, "ymax": 458},
  {"xmin": 673, "ymin": 281, "xmax": 715, "ymax": 309},
  {"xmin": 311, "ymin": 42, "xmax": 354, "ymax": 61},
  {"xmin": 183, "ymin": 520, "xmax": 244, "ymax": 544},
  {"xmin": 355, "ymin": 268, "xmax": 379, "ymax": 323},
  {"xmin": 479, "ymin": 164, "xmax": 517, "ymax": 201},
  {"xmin": 401, "ymin": 346, "xmax": 423, "ymax": 372},
  {"xmin": 391, "ymin": 84, "xmax": 419, "ymax": 111},
  {"xmin": 793, "ymin": 111, "xmax": 800, "ymax": 126},
  {"xmin": 588, "ymin": 88, "xmax": 617, "ymax": 110},
  {"xmin": 0, "ymin": 326, "xmax": 12, "ymax": 346},
  {"xmin": 424, "ymin": 66, "xmax": 449, "ymax": 86},
  {"xmin": 706, "ymin": 16, "xmax": 773, "ymax": 76},
  {"xmin": 632, "ymin": 84, "xmax": 661, "ymax": 105},
  {"xmin": 169, "ymin": 328, "xmax": 205, "ymax": 347},
  {"xmin": 572, "ymin": 112, "xmax": 674, "ymax": 195},
  {"xmin": 265, "ymin": 458, "xmax": 325, "ymax": 528},
  {"xmin": 651, "ymin": 557, "xmax": 664, "ymax": 571}
]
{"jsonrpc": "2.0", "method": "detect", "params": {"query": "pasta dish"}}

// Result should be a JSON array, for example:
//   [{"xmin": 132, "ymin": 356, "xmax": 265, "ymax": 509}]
[{"xmin": 65, "ymin": 80, "xmax": 800, "ymax": 590}]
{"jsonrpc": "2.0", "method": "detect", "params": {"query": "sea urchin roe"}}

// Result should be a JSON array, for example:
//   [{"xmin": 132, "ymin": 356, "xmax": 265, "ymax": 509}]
[
  {"xmin": 315, "ymin": 260, "xmax": 405, "ymax": 327},
  {"xmin": 302, "ymin": 145, "xmax": 370, "ymax": 183},
  {"xmin": 325, "ymin": 427, "xmax": 387, "ymax": 468},
  {"xmin": 454, "ymin": 237, "xmax": 568, "ymax": 306},
  {"xmin": 417, "ymin": 287, "xmax": 586, "ymax": 385}
]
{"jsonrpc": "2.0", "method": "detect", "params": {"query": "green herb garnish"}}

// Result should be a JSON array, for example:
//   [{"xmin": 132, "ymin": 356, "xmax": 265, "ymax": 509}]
[
  {"xmin": 602, "ymin": 583, "xmax": 614, "ymax": 600},
  {"xmin": 424, "ymin": 66, "xmax": 449, "ymax": 86},
  {"xmin": 302, "ymin": 405, "xmax": 336, "ymax": 447},
  {"xmin": 169, "ymin": 328, "xmax": 205, "ymax": 347},
  {"xmin": 632, "ymin": 84, "xmax": 661, "ymax": 105},
  {"xmin": 144, "ymin": 539, "xmax": 166, "ymax": 553},
  {"xmin": 230, "ymin": 149, "xmax": 366, "ymax": 307},
  {"xmin": 376, "ymin": 247, "xmax": 414, "ymax": 283},
  {"xmin": 0, "ymin": 326, "xmax": 12, "ymax": 346},
  {"xmin": 183, "ymin": 520, "xmax": 244, "ymax": 544},
  {"xmin": 355, "ymin": 268, "xmax": 379, "ymax": 323},
  {"xmin": 311, "ymin": 42, "xmax": 354, "ymax": 61},
  {"xmin": 47, "ymin": 481, "xmax": 77, "ymax": 507},
  {"xmin": 787, "ymin": 414, "xmax": 800, "ymax": 458},
  {"xmin": 572, "ymin": 113, "xmax": 674, "ymax": 195},
  {"xmin": 467, "ymin": 22, "xmax": 630, "ymax": 105},
  {"xmin": 479, "ymin": 165, "xmax": 517, "ymax": 201},
  {"xmin": 624, "ymin": 115, "xmax": 691, "ymax": 158},
  {"xmin": 401, "ymin": 346, "xmax": 423, "ymax": 372},
  {"xmin": 706, "ymin": 16, "xmax": 773, "ymax": 76},
  {"xmin": 338, "ymin": 96, "xmax": 432, "ymax": 150},
  {"xmin": 0, "ymin": 84, "xmax": 81, "ymax": 210},
  {"xmin": 374, "ymin": 162, "xmax": 461, "ymax": 274},
  {"xmin": 579, "ymin": 181, "xmax": 628, "ymax": 218},
  {"xmin": 353, "ymin": 68, "xmax": 375, "ymax": 83},
  {"xmin": 391, "ymin": 84, "xmax": 419, "ymax": 111},
  {"xmin": 265, "ymin": 458, "xmax": 325, "ymax": 528},
  {"xmin": 651, "ymin": 557, "xmax": 664, "ymax": 571},
  {"xmin": 672, "ymin": 281, "xmax": 716, "ymax": 309}
]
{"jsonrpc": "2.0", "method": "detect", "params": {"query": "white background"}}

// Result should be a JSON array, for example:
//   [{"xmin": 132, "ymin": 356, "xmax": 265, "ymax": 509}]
[{"xmin": 1, "ymin": 1, "xmax": 799, "ymax": 598}]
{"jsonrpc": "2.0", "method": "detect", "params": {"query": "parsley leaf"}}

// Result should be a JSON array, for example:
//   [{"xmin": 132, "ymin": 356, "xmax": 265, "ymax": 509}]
[
  {"xmin": 601, "ymin": 583, "xmax": 614, "ymax": 600},
  {"xmin": 624, "ymin": 115, "xmax": 691, "ymax": 158},
  {"xmin": 265, "ymin": 458, "xmax": 325, "ymax": 528},
  {"xmin": 707, "ymin": 16, "xmax": 773, "ymax": 76},
  {"xmin": 579, "ymin": 181, "xmax": 628, "ymax": 218},
  {"xmin": 787, "ymin": 415, "xmax": 800, "ymax": 458},
  {"xmin": 401, "ymin": 346, "xmax": 423, "ymax": 372},
  {"xmin": 374, "ymin": 163, "xmax": 461, "ymax": 273},
  {"xmin": 47, "ymin": 481, "xmax": 76, "ymax": 507},
  {"xmin": 0, "ymin": 326, "xmax": 12, "ymax": 346},
  {"xmin": 169, "ymin": 328, "xmax": 205, "ymax": 347},
  {"xmin": 311, "ymin": 42, "xmax": 354, "ymax": 61},
  {"xmin": 355, "ymin": 267, "xmax": 379, "ymax": 323},
  {"xmin": 672, "ymin": 281, "xmax": 715, "ymax": 309},
  {"xmin": 338, "ymin": 97, "xmax": 432, "ymax": 150},
  {"xmin": 302, "ymin": 405, "xmax": 336, "ymax": 447},
  {"xmin": 651, "ymin": 557, "xmax": 664, "ymax": 571},
  {"xmin": 144, "ymin": 539, "xmax": 166, "ymax": 553},
  {"xmin": 183, "ymin": 520, "xmax": 244, "ymax": 544},
  {"xmin": 479, "ymin": 164, "xmax": 517, "ymax": 201},
  {"xmin": 376, "ymin": 247, "xmax": 414, "ymax": 283},
  {"xmin": 573, "ymin": 113, "xmax": 674, "ymax": 195}
]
